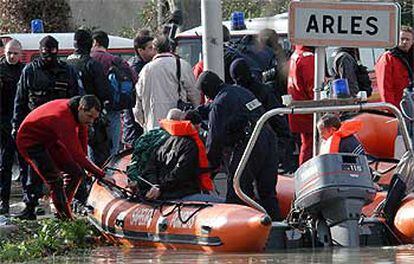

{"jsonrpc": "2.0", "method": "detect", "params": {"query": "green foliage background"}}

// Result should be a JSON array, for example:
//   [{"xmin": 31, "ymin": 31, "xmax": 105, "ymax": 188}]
[{"xmin": 0, "ymin": 0, "xmax": 73, "ymax": 33}]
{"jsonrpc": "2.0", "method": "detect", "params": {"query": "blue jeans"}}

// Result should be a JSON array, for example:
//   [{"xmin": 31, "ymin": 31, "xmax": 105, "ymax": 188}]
[
  {"xmin": 121, "ymin": 109, "xmax": 143, "ymax": 146},
  {"xmin": 106, "ymin": 111, "xmax": 121, "ymax": 156}
]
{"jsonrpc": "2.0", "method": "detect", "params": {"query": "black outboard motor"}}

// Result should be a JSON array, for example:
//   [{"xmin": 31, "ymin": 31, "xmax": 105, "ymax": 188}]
[{"xmin": 294, "ymin": 154, "xmax": 376, "ymax": 247}]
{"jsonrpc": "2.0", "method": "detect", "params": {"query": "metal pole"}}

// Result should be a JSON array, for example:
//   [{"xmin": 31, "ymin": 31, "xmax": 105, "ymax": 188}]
[
  {"xmin": 313, "ymin": 47, "xmax": 326, "ymax": 156},
  {"xmin": 233, "ymin": 102, "xmax": 413, "ymax": 214},
  {"xmin": 157, "ymin": 0, "xmax": 163, "ymax": 29},
  {"xmin": 201, "ymin": 0, "xmax": 224, "ymax": 80}
]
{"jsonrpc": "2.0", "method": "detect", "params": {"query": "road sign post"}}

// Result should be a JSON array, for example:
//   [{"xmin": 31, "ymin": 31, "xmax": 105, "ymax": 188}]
[{"xmin": 288, "ymin": 1, "xmax": 400, "ymax": 156}]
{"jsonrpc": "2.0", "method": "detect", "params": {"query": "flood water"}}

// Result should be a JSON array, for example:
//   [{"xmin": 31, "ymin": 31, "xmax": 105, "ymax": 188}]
[{"xmin": 48, "ymin": 245, "xmax": 414, "ymax": 263}]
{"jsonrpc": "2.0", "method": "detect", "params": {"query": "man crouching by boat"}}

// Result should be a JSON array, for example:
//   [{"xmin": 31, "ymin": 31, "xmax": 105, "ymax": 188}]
[
  {"xmin": 136, "ymin": 109, "xmax": 222, "ymax": 202},
  {"xmin": 16, "ymin": 95, "xmax": 110, "ymax": 220}
]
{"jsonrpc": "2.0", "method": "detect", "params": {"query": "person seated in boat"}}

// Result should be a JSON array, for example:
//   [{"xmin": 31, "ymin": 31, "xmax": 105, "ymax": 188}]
[
  {"xmin": 137, "ymin": 108, "xmax": 222, "ymax": 202},
  {"xmin": 317, "ymin": 113, "xmax": 365, "ymax": 155}
]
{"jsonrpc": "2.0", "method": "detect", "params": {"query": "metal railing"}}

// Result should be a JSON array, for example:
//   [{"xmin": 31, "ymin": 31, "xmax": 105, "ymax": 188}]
[{"xmin": 233, "ymin": 101, "xmax": 413, "ymax": 214}]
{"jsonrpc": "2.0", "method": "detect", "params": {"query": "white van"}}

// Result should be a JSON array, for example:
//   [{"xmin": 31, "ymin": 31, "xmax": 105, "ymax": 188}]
[{"xmin": 0, "ymin": 32, "xmax": 135, "ymax": 63}]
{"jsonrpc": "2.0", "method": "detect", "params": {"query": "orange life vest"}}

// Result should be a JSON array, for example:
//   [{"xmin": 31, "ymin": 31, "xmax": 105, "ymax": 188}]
[
  {"xmin": 159, "ymin": 119, "xmax": 214, "ymax": 191},
  {"xmin": 319, "ymin": 120, "xmax": 363, "ymax": 154}
]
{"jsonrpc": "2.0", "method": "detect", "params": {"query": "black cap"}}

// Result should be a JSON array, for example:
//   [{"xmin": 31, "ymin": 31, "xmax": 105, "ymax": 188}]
[{"xmin": 195, "ymin": 71, "xmax": 224, "ymax": 100}]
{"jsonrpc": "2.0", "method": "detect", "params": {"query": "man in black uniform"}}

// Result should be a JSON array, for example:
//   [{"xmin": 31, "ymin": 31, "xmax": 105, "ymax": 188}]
[
  {"xmin": 12, "ymin": 35, "xmax": 82, "ymax": 219},
  {"xmin": 196, "ymin": 71, "xmax": 281, "ymax": 221},
  {"xmin": 66, "ymin": 29, "xmax": 113, "ymax": 207},
  {"xmin": 0, "ymin": 39, "xmax": 25, "ymax": 215},
  {"xmin": 67, "ymin": 29, "xmax": 112, "ymax": 167}
]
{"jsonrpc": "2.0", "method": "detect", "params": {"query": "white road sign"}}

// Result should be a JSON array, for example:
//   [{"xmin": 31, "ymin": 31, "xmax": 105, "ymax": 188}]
[{"xmin": 289, "ymin": 2, "xmax": 400, "ymax": 48}]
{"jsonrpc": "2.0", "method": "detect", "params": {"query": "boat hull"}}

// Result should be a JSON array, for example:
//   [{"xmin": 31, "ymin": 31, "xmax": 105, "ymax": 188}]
[{"xmin": 87, "ymin": 151, "xmax": 272, "ymax": 252}]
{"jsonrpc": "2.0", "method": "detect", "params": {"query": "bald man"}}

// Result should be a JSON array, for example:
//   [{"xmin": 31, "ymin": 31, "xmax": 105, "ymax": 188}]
[{"xmin": 0, "ymin": 39, "xmax": 25, "ymax": 215}]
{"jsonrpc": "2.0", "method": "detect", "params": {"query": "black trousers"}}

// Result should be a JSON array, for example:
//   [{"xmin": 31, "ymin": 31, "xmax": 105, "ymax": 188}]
[
  {"xmin": 0, "ymin": 125, "xmax": 28, "ymax": 205},
  {"xmin": 226, "ymin": 127, "xmax": 281, "ymax": 221}
]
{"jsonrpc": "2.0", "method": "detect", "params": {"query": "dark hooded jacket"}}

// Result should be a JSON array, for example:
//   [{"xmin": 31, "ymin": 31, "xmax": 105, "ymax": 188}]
[
  {"xmin": 197, "ymin": 71, "xmax": 268, "ymax": 168},
  {"xmin": 229, "ymin": 58, "xmax": 290, "ymax": 138}
]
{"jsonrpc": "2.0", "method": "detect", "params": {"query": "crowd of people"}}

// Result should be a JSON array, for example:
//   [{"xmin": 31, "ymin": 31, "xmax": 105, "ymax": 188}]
[{"xmin": 0, "ymin": 24, "xmax": 412, "ymax": 221}]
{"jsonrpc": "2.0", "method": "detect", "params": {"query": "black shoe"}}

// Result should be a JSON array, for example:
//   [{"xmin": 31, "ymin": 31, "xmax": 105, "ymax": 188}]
[
  {"xmin": 35, "ymin": 207, "xmax": 46, "ymax": 216},
  {"xmin": 0, "ymin": 204, "xmax": 9, "ymax": 215},
  {"xmin": 12, "ymin": 206, "xmax": 36, "ymax": 220}
]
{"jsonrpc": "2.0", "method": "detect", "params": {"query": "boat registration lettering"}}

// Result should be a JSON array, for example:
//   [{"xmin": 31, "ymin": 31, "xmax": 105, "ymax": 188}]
[{"xmin": 131, "ymin": 208, "xmax": 154, "ymax": 227}]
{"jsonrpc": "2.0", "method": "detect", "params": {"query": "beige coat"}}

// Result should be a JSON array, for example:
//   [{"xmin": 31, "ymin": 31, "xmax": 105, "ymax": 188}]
[{"xmin": 133, "ymin": 53, "xmax": 200, "ymax": 132}]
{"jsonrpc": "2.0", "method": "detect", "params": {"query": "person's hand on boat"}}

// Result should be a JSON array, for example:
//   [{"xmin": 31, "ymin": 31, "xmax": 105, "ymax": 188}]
[
  {"xmin": 101, "ymin": 175, "xmax": 116, "ymax": 185},
  {"xmin": 126, "ymin": 180, "xmax": 138, "ymax": 192},
  {"xmin": 145, "ymin": 186, "xmax": 161, "ymax": 199}
]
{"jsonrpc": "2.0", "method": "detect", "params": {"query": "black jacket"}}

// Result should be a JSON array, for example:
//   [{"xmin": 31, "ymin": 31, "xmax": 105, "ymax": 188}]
[
  {"xmin": 243, "ymin": 81, "xmax": 290, "ymax": 138},
  {"xmin": 206, "ymin": 84, "xmax": 265, "ymax": 168},
  {"xmin": 128, "ymin": 55, "xmax": 147, "ymax": 79},
  {"xmin": 0, "ymin": 57, "xmax": 24, "ymax": 124},
  {"xmin": 142, "ymin": 135, "xmax": 201, "ymax": 199},
  {"xmin": 67, "ymin": 53, "xmax": 111, "ymax": 104},
  {"xmin": 12, "ymin": 58, "xmax": 82, "ymax": 132}
]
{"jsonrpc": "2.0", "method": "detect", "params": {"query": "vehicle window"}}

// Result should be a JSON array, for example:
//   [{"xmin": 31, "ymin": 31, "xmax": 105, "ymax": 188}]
[{"xmin": 176, "ymin": 38, "xmax": 202, "ymax": 67}]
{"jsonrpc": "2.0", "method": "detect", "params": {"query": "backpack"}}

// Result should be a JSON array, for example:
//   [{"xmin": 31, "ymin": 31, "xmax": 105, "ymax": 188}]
[
  {"xmin": 107, "ymin": 60, "xmax": 134, "ymax": 111},
  {"xmin": 332, "ymin": 51, "xmax": 372, "ymax": 97}
]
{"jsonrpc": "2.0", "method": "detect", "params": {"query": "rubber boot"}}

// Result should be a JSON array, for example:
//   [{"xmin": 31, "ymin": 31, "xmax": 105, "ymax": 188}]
[
  {"xmin": 13, "ymin": 204, "xmax": 36, "ymax": 220},
  {"xmin": 0, "ymin": 200, "xmax": 9, "ymax": 215},
  {"xmin": 50, "ymin": 187, "xmax": 74, "ymax": 220}
]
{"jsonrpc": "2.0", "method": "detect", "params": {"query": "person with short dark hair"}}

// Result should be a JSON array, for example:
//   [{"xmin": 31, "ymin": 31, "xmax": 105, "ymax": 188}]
[
  {"xmin": 133, "ymin": 35, "xmax": 200, "ymax": 132},
  {"xmin": 317, "ymin": 113, "xmax": 365, "ymax": 155},
  {"xmin": 16, "ymin": 95, "xmax": 109, "ymax": 220},
  {"xmin": 122, "ymin": 30, "xmax": 156, "ymax": 147},
  {"xmin": 91, "ymin": 31, "xmax": 109, "ymax": 49},
  {"xmin": 376, "ymin": 26, "xmax": 413, "ymax": 108},
  {"xmin": 91, "ymin": 30, "xmax": 137, "ymax": 156}
]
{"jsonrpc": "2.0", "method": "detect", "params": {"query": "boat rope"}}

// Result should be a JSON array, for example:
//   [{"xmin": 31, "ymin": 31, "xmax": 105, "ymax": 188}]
[{"xmin": 158, "ymin": 202, "xmax": 211, "ymax": 224}]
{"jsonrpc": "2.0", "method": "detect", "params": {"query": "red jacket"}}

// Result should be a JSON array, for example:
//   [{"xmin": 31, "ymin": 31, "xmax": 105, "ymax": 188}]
[
  {"xmin": 375, "ymin": 50, "xmax": 410, "ymax": 108},
  {"xmin": 16, "ymin": 99, "xmax": 105, "ymax": 177},
  {"xmin": 287, "ymin": 46, "xmax": 315, "ymax": 133}
]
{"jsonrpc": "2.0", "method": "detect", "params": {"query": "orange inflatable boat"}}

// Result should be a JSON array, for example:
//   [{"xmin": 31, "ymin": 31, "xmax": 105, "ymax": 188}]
[
  {"xmin": 87, "ymin": 105, "xmax": 414, "ymax": 250},
  {"xmin": 87, "ymin": 150, "xmax": 272, "ymax": 253}
]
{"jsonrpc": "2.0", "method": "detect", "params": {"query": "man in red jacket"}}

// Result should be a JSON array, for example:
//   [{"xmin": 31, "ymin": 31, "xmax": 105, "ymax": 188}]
[
  {"xmin": 16, "ymin": 95, "xmax": 107, "ymax": 220},
  {"xmin": 287, "ymin": 46, "xmax": 315, "ymax": 165},
  {"xmin": 375, "ymin": 26, "xmax": 413, "ymax": 108}
]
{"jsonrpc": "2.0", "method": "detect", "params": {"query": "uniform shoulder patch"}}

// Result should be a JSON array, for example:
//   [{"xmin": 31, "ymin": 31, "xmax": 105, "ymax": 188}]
[{"xmin": 245, "ymin": 98, "xmax": 262, "ymax": 111}]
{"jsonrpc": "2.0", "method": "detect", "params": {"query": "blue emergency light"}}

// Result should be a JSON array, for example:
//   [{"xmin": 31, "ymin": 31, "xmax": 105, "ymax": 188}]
[
  {"xmin": 31, "ymin": 19, "xmax": 44, "ymax": 33},
  {"xmin": 231, "ymin": 11, "xmax": 246, "ymax": 30}
]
